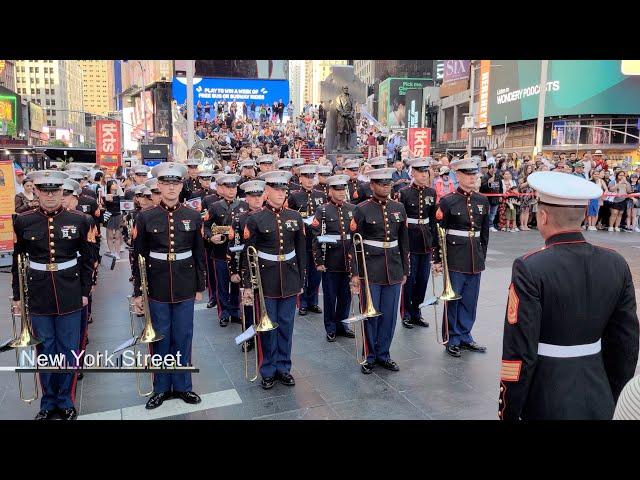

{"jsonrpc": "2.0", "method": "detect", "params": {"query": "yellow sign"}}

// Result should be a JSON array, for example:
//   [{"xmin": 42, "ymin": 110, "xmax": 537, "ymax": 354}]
[
  {"xmin": 0, "ymin": 161, "xmax": 17, "ymax": 252},
  {"xmin": 621, "ymin": 60, "xmax": 640, "ymax": 75}
]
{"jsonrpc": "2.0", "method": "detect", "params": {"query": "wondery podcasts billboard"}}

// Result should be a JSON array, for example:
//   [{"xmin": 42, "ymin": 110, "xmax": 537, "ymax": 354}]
[
  {"xmin": 488, "ymin": 60, "xmax": 640, "ymax": 126},
  {"xmin": 172, "ymin": 77, "xmax": 289, "ymax": 109}
]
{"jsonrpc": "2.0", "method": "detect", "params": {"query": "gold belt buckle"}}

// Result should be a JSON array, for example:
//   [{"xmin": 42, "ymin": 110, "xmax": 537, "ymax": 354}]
[
  {"xmin": 167, "ymin": 253, "xmax": 176, "ymax": 261},
  {"xmin": 419, "ymin": 219, "xmax": 425, "ymax": 225},
  {"xmin": 47, "ymin": 263, "xmax": 58, "ymax": 272},
  {"xmin": 278, "ymin": 254, "xmax": 286, "ymax": 261},
  {"xmin": 382, "ymin": 241, "xmax": 390, "ymax": 248},
  {"xmin": 301, "ymin": 212, "xmax": 308, "ymax": 218},
  {"xmin": 469, "ymin": 230, "xmax": 475, "ymax": 238}
]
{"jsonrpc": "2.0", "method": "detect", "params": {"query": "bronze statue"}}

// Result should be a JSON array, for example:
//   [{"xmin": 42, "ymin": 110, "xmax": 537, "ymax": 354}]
[{"xmin": 335, "ymin": 86, "xmax": 356, "ymax": 151}]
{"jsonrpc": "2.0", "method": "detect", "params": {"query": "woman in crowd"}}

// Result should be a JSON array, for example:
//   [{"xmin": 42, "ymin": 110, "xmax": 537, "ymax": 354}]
[
  {"xmin": 517, "ymin": 168, "xmax": 534, "ymax": 231},
  {"xmin": 434, "ymin": 166, "xmax": 455, "ymax": 204},
  {"xmin": 608, "ymin": 170, "xmax": 632, "ymax": 232},
  {"xmin": 103, "ymin": 178, "xmax": 124, "ymax": 258},
  {"xmin": 14, "ymin": 177, "xmax": 39, "ymax": 213},
  {"xmin": 587, "ymin": 169, "xmax": 608, "ymax": 231},
  {"xmin": 498, "ymin": 170, "xmax": 519, "ymax": 232},
  {"xmin": 626, "ymin": 173, "xmax": 640, "ymax": 232}
]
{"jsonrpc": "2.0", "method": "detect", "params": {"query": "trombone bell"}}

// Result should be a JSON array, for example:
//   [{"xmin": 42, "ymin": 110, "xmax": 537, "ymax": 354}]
[{"xmin": 255, "ymin": 313, "xmax": 278, "ymax": 332}]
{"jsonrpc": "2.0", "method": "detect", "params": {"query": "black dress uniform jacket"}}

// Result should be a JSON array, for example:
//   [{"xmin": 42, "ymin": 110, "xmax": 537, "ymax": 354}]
[
  {"xmin": 202, "ymin": 192, "xmax": 221, "ymax": 212},
  {"xmin": 398, "ymin": 184, "xmax": 437, "ymax": 254},
  {"xmin": 313, "ymin": 183, "xmax": 329, "ymax": 198},
  {"xmin": 179, "ymin": 176, "xmax": 202, "ymax": 202},
  {"xmin": 346, "ymin": 179, "xmax": 363, "ymax": 203},
  {"xmin": 12, "ymin": 207, "xmax": 95, "ymax": 315},
  {"xmin": 242, "ymin": 204, "xmax": 306, "ymax": 298},
  {"xmin": 81, "ymin": 186, "xmax": 98, "ymax": 199},
  {"xmin": 310, "ymin": 200, "xmax": 356, "ymax": 274},
  {"xmin": 228, "ymin": 208, "xmax": 257, "ymax": 278},
  {"xmin": 287, "ymin": 188, "xmax": 326, "ymax": 221},
  {"xmin": 204, "ymin": 199, "xmax": 248, "ymax": 260},
  {"xmin": 132, "ymin": 203, "xmax": 206, "ymax": 303},
  {"xmin": 432, "ymin": 188, "xmax": 490, "ymax": 273},
  {"xmin": 352, "ymin": 182, "xmax": 373, "ymax": 205},
  {"xmin": 499, "ymin": 231, "xmax": 639, "ymax": 420},
  {"xmin": 349, "ymin": 197, "xmax": 409, "ymax": 285},
  {"xmin": 189, "ymin": 186, "xmax": 216, "ymax": 202}
]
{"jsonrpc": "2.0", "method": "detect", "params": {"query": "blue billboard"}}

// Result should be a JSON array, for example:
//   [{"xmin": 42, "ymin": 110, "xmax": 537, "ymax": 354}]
[{"xmin": 172, "ymin": 77, "xmax": 289, "ymax": 109}]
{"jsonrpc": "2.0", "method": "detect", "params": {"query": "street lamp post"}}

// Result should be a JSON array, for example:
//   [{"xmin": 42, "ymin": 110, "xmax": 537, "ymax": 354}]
[{"xmin": 534, "ymin": 60, "xmax": 549, "ymax": 155}]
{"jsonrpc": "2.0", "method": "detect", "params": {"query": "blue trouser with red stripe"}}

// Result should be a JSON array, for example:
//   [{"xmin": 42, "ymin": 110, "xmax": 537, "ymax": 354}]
[
  {"xmin": 322, "ymin": 271, "xmax": 352, "ymax": 335},
  {"xmin": 148, "ymin": 299, "xmax": 194, "ymax": 393},
  {"xmin": 444, "ymin": 271, "xmax": 481, "ymax": 347},
  {"xmin": 300, "ymin": 244, "xmax": 321, "ymax": 309},
  {"xmin": 30, "ymin": 310, "xmax": 82, "ymax": 410},
  {"xmin": 259, "ymin": 296, "xmax": 296, "ymax": 378},
  {"xmin": 363, "ymin": 283, "xmax": 401, "ymax": 363},
  {"xmin": 214, "ymin": 259, "xmax": 240, "ymax": 320},
  {"xmin": 205, "ymin": 246, "xmax": 216, "ymax": 304},
  {"xmin": 402, "ymin": 252, "xmax": 431, "ymax": 320}
]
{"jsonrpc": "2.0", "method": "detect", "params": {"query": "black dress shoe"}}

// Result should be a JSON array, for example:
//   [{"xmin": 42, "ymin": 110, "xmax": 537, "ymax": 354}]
[
  {"xmin": 360, "ymin": 361, "xmax": 374, "ymax": 374},
  {"xmin": 242, "ymin": 338, "xmax": 255, "ymax": 353},
  {"xmin": 402, "ymin": 317, "xmax": 414, "ymax": 329},
  {"xmin": 261, "ymin": 377, "xmax": 275, "ymax": 389},
  {"xmin": 307, "ymin": 305, "xmax": 322, "ymax": 314},
  {"xmin": 35, "ymin": 409, "xmax": 56, "ymax": 421},
  {"xmin": 276, "ymin": 372, "xmax": 296, "ymax": 386},
  {"xmin": 326, "ymin": 332, "xmax": 337, "ymax": 342},
  {"xmin": 145, "ymin": 392, "xmax": 168, "ymax": 410},
  {"xmin": 337, "ymin": 328, "xmax": 355, "ymax": 338},
  {"xmin": 59, "ymin": 407, "xmax": 78, "ymax": 420},
  {"xmin": 230, "ymin": 316, "xmax": 241, "ymax": 324},
  {"xmin": 411, "ymin": 317, "xmax": 429, "ymax": 328},
  {"xmin": 460, "ymin": 341, "xmax": 487, "ymax": 353},
  {"xmin": 219, "ymin": 317, "xmax": 230, "ymax": 327},
  {"xmin": 376, "ymin": 359, "xmax": 400, "ymax": 371},
  {"xmin": 298, "ymin": 308, "xmax": 307, "ymax": 316},
  {"xmin": 207, "ymin": 300, "xmax": 216, "ymax": 309},
  {"xmin": 446, "ymin": 345, "xmax": 462, "ymax": 357},
  {"xmin": 175, "ymin": 391, "xmax": 201, "ymax": 404}
]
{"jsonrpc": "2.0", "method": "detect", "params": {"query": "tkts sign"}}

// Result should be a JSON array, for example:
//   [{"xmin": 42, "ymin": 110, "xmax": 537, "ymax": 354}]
[
  {"xmin": 96, "ymin": 119, "xmax": 121, "ymax": 171},
  {"xmin": 408, "ymin": 128, "xmax": 431, "ymax": 157}
]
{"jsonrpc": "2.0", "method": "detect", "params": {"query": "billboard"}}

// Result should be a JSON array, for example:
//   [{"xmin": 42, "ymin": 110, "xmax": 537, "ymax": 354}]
[
  {"xmin": 408, "ymin": 128, "xmax": 431, "ymax": 157},
  {"xmin": 440, "ymin": 60, "xmax": 470, "ymax": 97},
  {"xmin": 174, "ymin": 60, "xmax": 287, "ymax": 80},
  {"xmin": 29, "ymin": 102, "xmax": 44, "ymax": 133},
  {"xmin": 0, "ymin": 160, "xmax": 16, "ymax": 253},
  {"xmin": 488, "ymin": 60, "xmax": 640, "ymax": 126},
  {"xmin": 122, "ymin": 106, "xmax": 138, "ymax": 151},
  {"xmin": 55, "ymin": 128, "xmax": 71, "ymax": 144},
  {"xmin": 96, "ymin": 119, "xmax": 122, "ymax": 171},
  {"xmin": 378, "ymin": 78, "xmax": 431, "ymax": 129},
  {"xmin": 0, "ymin": 88, "xmax": 19, "ymax": 136},
  {"xmin": 172, "ymin": 77, "xmax": 289, "ymax": 110},
  {"xmin": 478, "ymin": 60, "xmax": 491, "ymax": 128},
  {"xmin": 405, "ymin": 89, "xmax": 423, "ymax": 128}
]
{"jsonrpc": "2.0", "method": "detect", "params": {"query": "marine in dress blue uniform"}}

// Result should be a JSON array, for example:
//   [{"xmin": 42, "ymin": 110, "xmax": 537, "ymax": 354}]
[
  {"xmin": 432, "ymin": 157, "xmax": 490, "ymax": 357},
  {"xmin": 11, "ymin": 170, "xmax": 95, "ymax": 420},
  {"xmin": 313, "ymin": 164, "xmax": 333, "ymax": 197},
  {"xmin": 499, "ymin": 172, "xmax": 639, "ymax": 420},
  {"xmin": 343, "ymin": 159, "xmax": 363, "ymax": 204},
  {"xmin": 353, "ymin": 156, "xmax": 386, "ymax": 205},
  {"xmin": 179, "ymin": 158, "xmax": 203, "ymax": 202},
  {"xmin": 256, "ymin": 154, "xmax": 275, "ymax": 176},
  {"xmin": 350, "ymin": 167, "xmax": 409, "ymax": 374},
  {"xmin": 397, "ymin": 158, "xmax": 438, "ymax": 328},
  {"xmin": 145, "ymin": 177, "xmax": 162, "ymax": 206},
  {"xmin": 309, "ymin": 175, "xmax": 356, "ymax": 341},
  {"xmin": 237, "ymin": 159, "xmax": 257, "ymax": 199},
  {"xmin": 228, "ymin": 180, "xmax": 266, "ymax": 353},
  {"xmin": 203, "ymin": 173, "xmax": 247, "ymax": 327},
  {"xmin": 242, "ymin": 170, "xmax": 306, "ymax": 389},
  {"xmin": 125, "ymin": 165, "xmax": 151, "ymax": 200},
  {"xmin": 132, "ymin": 162, "xmax": 206, "ymax": 410},
  {"xmin": 192, "ymin": 170, "xmax": 219, "ymax": 309},
  {"xmin": 276, "ymin": 158, "xmax": 301, "ymax": 193},
  {"xmin": 286, "ymin": 164, "xmax": 326, "ymax": 315}
]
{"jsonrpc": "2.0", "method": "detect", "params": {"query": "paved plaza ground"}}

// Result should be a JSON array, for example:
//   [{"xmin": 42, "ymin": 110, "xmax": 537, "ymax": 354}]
[{"xmin": 1, "ymin": 229, "xmax": 639, "ymax": 420}]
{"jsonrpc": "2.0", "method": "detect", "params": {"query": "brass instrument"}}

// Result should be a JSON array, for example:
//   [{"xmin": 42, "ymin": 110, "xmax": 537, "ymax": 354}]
[
  {"xmin": 1, "ymin": 254, "xmax": 42, "ymax": 403},
  {"xmin": 211, "ymin": 225, "xmax": 231, "ymax": 238},
  {"xmin": 419, "ymin": 225, "xmax": 460, "ymax": 345},
  {"xmin": 320, "ymin": 206, "xmax": 327, "ymax": 265},
  {"xmin": 342, "ymin": 233, "xmax": 380, "ymax": 365},
  {"xmin": 242, "ymin": 246, "xmax": 278, "ymax": 381},
  {"xmin": 127, "ymin": 255, "xmax": 165, "ymax": 396}
]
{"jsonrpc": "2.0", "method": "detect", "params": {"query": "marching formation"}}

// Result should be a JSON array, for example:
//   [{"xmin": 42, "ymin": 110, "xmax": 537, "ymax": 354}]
[{"xmin": 3, "ymin": 154, "xmax": 638, "ymax": 421}]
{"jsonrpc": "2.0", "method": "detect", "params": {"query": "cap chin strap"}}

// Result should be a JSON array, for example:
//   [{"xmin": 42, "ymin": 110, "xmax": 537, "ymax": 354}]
[{"xmin": 538, "ymin": 201, "xmax": 588, "ymax": 209}]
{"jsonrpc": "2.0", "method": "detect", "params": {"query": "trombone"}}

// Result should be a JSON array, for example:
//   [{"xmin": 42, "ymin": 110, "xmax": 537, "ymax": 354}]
[
  {"xmin": 419, "ymin": 225, "xmax": 460, "ymax": 345},
  {"xmin": 125, "ymin": 255, "xmax": 164, "ymax": 397},
  {"xmin": 342, "ymin": 233, "xmax": 380, "ymax": 365},
  {"xmin": 241, "ymin": 246, "xmax": 278, "ymax": 381},
  {"xmin": 1, "ymin": 254, "xmax": 42, "ymax": 403}
]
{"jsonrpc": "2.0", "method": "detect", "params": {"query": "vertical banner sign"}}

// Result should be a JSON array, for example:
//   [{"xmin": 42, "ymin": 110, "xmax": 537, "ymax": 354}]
[
  {"xmin": 408, "ymin": 128, "xmax": 431, "ymax": 157},
  {"xmin": 405, "ymin": 89, "xmax": 424, "ymax": 129},
  {"xmin": 478, "ymin": 60, "xmax": 491, "ymax": 128},
  {"xmin": 96, "ymin": 119, "xmax": 122, "ymax": 172},
  {"xmin": 0, "ymin": 160, "xmax": 17, "ymax": 253}
]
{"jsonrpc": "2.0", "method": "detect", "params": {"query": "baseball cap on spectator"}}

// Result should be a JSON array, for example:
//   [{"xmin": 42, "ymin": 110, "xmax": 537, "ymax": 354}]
[
  {"xmin": 594, "ymin": 150, "xmax": 603, "ymax": 156},
  {"xmin": 439, "ymin": 166, "xmax": 451, "ymax": 176}
]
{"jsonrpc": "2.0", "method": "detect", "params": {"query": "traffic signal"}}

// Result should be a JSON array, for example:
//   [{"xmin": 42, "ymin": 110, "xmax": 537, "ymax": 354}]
[{"xmin": 84, "ymin": 113, "xmax": 93, "ymax": 127}]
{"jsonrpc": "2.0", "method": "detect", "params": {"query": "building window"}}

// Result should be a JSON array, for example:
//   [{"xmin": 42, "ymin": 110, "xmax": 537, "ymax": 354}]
[
  {"xmin": 35, "ymin": 67, "xmax": 39, "ymax": 73},
  {"xmin": 46, "ymin": 109, "xmax": 51, "ymax": 115},
  {"xmin": 31, "ymin": 88, "xmax": 35, "ymax": 95},
  {"xmin": 36, "ymin": 88, "xmax": 40, "ymax": 95},
  {"xmin": 45, "ymin": 89, "xmax": 50, "ymax": 95},
  {"xmin": 47, "ymin": 120, "xmax": 51, "ymax": 126},
  {"xmin": 46, "ymin": 99, "xmax": 50, "ymax": 106},
  {"xmin": 51, "ymin": 109, "xmax": 56, "ymax": 116},
  {"xmin": 51, "ymin": 88, "xmax": 55, "ymax": 95},
  {"xmin": 36, "ymin": 99, "xmax": 41, "ymax": 105},
  {"xmin": 51, "ymin": 120, "xmax": 56, "ymax": 127},
  {"xmin": 29, "ymin": 67, "xmax": 33, "ymax": 73},
  {"xmin": 51, "ymin": 99, "xmax": 56, "ymax": 106}
]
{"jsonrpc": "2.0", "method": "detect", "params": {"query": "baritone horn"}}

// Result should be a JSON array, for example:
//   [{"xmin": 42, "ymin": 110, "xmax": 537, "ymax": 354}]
[
  {"xmin": 1, "ymin": 254, "xmax": 42, "ymax": 403},
  {"xmin": 241, "ymin": 246, "xmax": 278, "ymax": 381},
  {"xmin": 342, "ymin": 233, "xmax": 380, "ymax": 365},
  {"xmin": 419, "ymin": 225, "xmax": 460, "ymax": 345}
]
